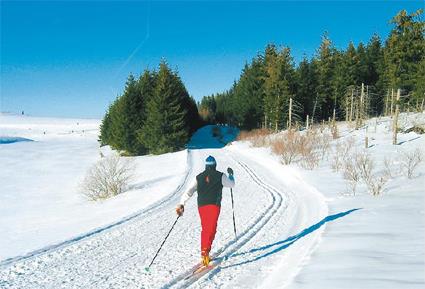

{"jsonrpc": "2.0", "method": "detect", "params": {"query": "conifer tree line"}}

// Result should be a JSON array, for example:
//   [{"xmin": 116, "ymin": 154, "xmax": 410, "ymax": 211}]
[
  {"xmin": 199, "ymin": 9, "xmax": 425, "ymax": 130},
  {"xmin": 99, "ymin": 61, "xmax": 202, "ymax": 155}
]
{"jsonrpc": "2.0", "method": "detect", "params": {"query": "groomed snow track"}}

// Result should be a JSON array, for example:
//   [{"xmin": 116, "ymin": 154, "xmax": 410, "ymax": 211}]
[
  {"xmin": 0, "ymin": 147, "xmax": 327, "ymax": 289},
  {"xmin": 161, "ymin": 156, "xmax": 286, "ymax": 288},
  {"xmin": 0, "ymin": 152, "xmax": 194, "ymax": 269}
]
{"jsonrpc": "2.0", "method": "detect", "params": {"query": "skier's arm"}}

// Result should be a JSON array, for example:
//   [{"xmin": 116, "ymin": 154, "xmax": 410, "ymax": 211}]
[
  {"xmin": 178, "ymin": 179, "xmax": 197, "ymax": 206},
  {"xmin": 221, "ymin": 172, "xmax": 235, "ymax": 188}
]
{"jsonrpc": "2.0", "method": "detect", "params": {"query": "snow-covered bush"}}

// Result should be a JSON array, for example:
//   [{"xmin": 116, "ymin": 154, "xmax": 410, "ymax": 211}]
[
  {"xmin": 355, "ymin": 152, "xmax": 374, "ymax": 183},
  {"xmin": 237, "ymin": 128, "xmax": 271, "ymax": 147},
  {"xmin": 342, "ymin": 150, "xmax": 390, "ymax": 196},
  {"xmin": 269, "ymin": 128, "xmax": 330, "ymax": 168},
  {"xmin": 400, "ymin": 148, "xmax": 423, "ymax": 179},
  {"xmin": 365, "ymin": 175, "xmax": 388, "ymax": 196},
  {"xmin": 81, "ymin": 154, "xmax": 134, "ymax": 201},
  {"xmin": 301, "ymin": 149, "xmax": 320, "ymax": 170},
  {"xmin": 330, "ymin": 123, "xmax": 339, "ymax": 139},
  {"xmin": 342, "ymin": 156, "xmax": 361, "ymax": 195},
  {"xmin": 383, "ymin": 156, "xmax": 396, "ymax": 178},
  {"xmin": 312, "ymin": 129, "xmax": 332, "ymax": 160},
  {"xmin": 331, "ymin": 137, "xmax": 355, "ymax": 172},
  {"xmin": 271, "ymin": 130, "xmax": 306, "ymax": 165}
]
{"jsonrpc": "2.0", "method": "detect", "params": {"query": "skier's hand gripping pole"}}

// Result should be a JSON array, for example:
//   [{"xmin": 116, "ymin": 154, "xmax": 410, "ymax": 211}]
[{"xmin": 176, "ymin": 204, "xmax": 184, "ymax": 216}]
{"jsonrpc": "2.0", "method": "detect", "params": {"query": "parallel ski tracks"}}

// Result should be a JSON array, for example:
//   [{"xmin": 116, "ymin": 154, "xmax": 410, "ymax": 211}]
[
  {"xmin": 163, "ymin": 153, "xmax": 289, "ymax": 288},
  {"xmin": 0, "ymin": 150, "xmax": 292, "ymax": 289},
  {"xmin": 0, "ymin": 151, "xmax": 194, "ymax": 270}
]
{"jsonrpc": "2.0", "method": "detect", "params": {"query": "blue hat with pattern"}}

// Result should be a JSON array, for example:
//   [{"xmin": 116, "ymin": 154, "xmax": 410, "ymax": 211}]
[{"xmin": 205, "ymin": 155, "xmax": 216, "ymax": 166}]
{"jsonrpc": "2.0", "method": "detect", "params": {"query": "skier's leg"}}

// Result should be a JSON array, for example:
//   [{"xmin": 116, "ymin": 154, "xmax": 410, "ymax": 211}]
[
  {"xmin": 198, "ymin": 205, "xmax": 220, "ymax": 256},
  {"xmin": 209, "ymin": 205, "xmax": 221, "ymax": 249},
  {"xmin": 198, "ymin": 205, "xmax": 211, "ymax": 256}
]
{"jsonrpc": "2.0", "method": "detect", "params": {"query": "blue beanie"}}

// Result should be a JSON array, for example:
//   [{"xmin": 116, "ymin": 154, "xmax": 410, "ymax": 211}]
[{"xmin": 205, "ymin": 155, "xmax": 216, "ymax": 166}]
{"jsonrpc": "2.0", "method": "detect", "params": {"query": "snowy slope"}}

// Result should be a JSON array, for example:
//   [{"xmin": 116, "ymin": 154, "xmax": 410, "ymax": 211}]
[
  {"xmin": 0, "ymin": 113, "xmax": 188, "ymax": 261},
  {"xmin": 1, "ymin": 113, "xmax": 423, "ymax": 289},
  {"xmin": 0, "ymin": 117, "xmax": 328, "ymax": 289},
  {"xmin": 287, "ymin": 114, "xmax": 425, "ymax": 289}
]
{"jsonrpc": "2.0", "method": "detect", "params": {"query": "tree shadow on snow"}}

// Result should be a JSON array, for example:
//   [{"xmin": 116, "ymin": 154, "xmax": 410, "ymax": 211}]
[
  {"xmin": 221, "ymin": 208, "xmax": 361, "ymax": 269},
  {"xmin": 186, "ymin": 125, "xmax": 239, "ymax": 150}
]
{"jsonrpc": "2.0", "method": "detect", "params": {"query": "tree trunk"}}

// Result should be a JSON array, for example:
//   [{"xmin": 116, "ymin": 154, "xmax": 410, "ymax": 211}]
[{"xmin": 392, "ymin": 88, "xmax": 400, "ymax": 145}]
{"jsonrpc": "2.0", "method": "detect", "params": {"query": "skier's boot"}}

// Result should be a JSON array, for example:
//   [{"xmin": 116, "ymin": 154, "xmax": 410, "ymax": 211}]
[{"xmin": 201, "ymin": 249, "xmax": 210, "ymax": 266}]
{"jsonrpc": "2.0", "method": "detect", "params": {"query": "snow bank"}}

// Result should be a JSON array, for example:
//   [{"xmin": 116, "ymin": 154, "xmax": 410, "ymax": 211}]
[
  {"xmin": 232, "ymin": 112, "xmax": 425, "ymax": 289},
  {"xmin": 0, "ymin": 114, "xmax": 188, "ymax": 261}
]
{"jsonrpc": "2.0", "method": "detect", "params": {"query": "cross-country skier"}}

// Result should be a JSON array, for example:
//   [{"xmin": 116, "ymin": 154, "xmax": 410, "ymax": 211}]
[{"xmin": 176, "ymin": 155, "xmax": 235, "ymax": 266}]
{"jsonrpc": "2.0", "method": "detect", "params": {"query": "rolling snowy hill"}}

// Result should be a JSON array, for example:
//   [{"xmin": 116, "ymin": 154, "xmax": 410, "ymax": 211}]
[{"xmin": 0, "ymin": 112, "xmax": 424, "ymax": 289}]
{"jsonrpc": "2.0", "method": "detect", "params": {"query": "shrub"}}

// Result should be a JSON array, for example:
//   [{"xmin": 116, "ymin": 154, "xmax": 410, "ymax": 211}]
[
  {"xmin": 355, "ymin": 152, "xmax": 374, "ymax": 183},
  {"xmin": 81, "ymin": 154, "xmax": 134, "ymax": 201},
  {"xmin": 331, "ymin": 138, "xmax": 354, "ymax": 172},
  {"xmin": 342, "ymin": 156, "xmax": 361, "ymax": 195},
  {"xmin": 400, "ymin": 148, "xmax": 423, "ymax": 178},
  {"xmin": 383, "ymin": 157, "xmax": 396, "ymax": 178},
  {"xmin": 343, "ymin": 150, "xmax": 390, "ymax": 196},
  {"xmin": 301, "ymin": 150, "xmax": 320, "ymax": 170},
  {"xmin": 365, "ymin": 174, "xmax": 388, "ymax": 196},
  {"xmin": 237, "ymin": 128, "xmax": 271, "ymax": 147},
  {"xmin": 271, "ymin": 130, "xmax": 305, "ymax": 165}
]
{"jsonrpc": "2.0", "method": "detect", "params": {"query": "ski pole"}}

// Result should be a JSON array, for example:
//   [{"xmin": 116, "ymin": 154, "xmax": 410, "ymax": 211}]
[
  {"xmin": 145, "ymin": 215, "xmax": 180, "ymax": 271},
  {"xmin": 230, "ymin": 188, "xmax": 237, "ymax": 238}
]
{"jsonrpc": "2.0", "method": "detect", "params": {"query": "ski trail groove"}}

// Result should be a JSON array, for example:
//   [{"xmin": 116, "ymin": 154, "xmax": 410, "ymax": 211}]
[
  {"xmin": 162, "ymin": 154, "xmax": 287, "ymax": 289},
  {"xmin": 0, "ymin": 150, "xmax": 193, "ymax": 269},
  {"xmin": 62, "ymin": 151, "xmax": 196, "ymax": 289}
]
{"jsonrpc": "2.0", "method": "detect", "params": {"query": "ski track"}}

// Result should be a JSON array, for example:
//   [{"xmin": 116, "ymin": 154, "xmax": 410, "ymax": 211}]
[
  {"xmin": 0, "ymin": 147, "xmax": 327, "ymax": 289},
  {"xmin": 161, "ymin": 155, "xmax": 286, "ymax": 289},
  {"xmin": 0, "ymin": 151, "xmax": 193, "ymax": 269}
]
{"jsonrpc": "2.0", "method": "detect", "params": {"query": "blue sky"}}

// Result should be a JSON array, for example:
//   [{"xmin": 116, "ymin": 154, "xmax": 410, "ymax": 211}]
[{"xmin": 1, "ymin": 0, "xmax": 423, "ymax": 118}]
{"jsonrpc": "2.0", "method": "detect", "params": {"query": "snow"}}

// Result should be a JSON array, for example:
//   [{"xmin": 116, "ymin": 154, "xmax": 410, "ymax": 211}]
[
  {"xmin": 0, "ymin": 113, "xmax": 188, "ymax": 262},
  {"xmin": 286, "ymin": 114, "xmax": 425, "ymax": 289},
  {"xmin": 0, "ymin": 112, "xmax": 424, "ymax": 289}
]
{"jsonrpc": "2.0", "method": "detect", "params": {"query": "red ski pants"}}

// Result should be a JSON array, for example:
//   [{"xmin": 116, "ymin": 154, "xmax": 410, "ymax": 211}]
[{"xmin": 198, "ymin": 204, "xmax": 221, "ymax": 256}]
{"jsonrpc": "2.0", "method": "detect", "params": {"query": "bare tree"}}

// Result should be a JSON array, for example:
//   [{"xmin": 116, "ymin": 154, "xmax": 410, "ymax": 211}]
[
  {"xmin": 400, "ymin": 148, "xmax": 423, "ymax": 179},
  {"xmin": 343, "ymin": 156, "xmax": 361, "ymax": 195},
  {"xmin": 81, "ymin": 154, "xmax": 135, "ymax": 201},
  {"xmin": 331, "ymin": 138, "xmax": 354, "ymax": 172},
  {"xmin": 365, "ymin": 175, "xmax": 388, "ymax": 196},
  {"xmin": 355, "ymin": 152, "xmax": 374, "ymax": 183}
]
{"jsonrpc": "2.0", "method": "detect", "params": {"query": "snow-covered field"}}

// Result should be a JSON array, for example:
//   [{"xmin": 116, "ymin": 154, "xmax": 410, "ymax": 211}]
[
  {"xmin": 0, "ymin": 113, "xmax": 188, "ymax": 261},
  {"xmin": 0, "ymin": 112, "xmax": 424, "ymax": 289}
]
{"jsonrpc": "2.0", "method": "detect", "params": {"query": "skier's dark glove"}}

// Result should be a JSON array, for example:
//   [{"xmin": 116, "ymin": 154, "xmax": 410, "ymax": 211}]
[
  {"xmin": 227, "ymin": 167, "xmax": 234, "ymax": 176},
  {"xmin": 176, "ymin": 204, "xmax": 184, "ymax": 216}
]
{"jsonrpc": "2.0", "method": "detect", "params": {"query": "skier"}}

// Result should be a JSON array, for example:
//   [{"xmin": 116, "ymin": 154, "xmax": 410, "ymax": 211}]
[{"xmin": 176, "ymin": 155, "xmax": 235, "ymax": 266}]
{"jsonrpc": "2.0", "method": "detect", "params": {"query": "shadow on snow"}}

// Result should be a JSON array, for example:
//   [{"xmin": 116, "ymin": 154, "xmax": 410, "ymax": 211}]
[
  {"xmin": 0, "ymin": 136, "xmax": 34, "ymax": 145},
  {"xmin": 186, "ymin": 125, "xmax": 239, "ymax": 150},
  {"xmin": 221, "ymin": 208, "xmax": 361, "ymax": 269}
]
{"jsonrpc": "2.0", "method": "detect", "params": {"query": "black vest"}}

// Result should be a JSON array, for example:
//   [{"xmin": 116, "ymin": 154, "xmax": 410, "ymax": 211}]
[{"xmin": 196, "ymin": 169, "xmax": 224, "ymax": 207}]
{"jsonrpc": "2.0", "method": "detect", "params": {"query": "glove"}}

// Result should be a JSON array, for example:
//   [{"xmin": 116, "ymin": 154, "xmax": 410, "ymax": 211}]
[
  {"xmin": 227, "ymin": 167, "xmax": 234, "ymax": 176},
  {"xmin": 176, "ymin": 204, "xmax": 184, "ymax": 216}
]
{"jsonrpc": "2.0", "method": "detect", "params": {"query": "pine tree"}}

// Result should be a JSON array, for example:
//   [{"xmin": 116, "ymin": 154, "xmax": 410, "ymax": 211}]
[
  {"xmin": 99, "ymin": 108, "xmax": 112, "ymax": 146},
  {"xmin": 316, "ymin": 33, "xmax": 336, "ymax": 120},
  {"xmin": 384, "ymin": 9, "xmax": 424, "ymax": 93},
  {"xmin": 356, "ymin": 42, "xmax": 369, "ymax": 85},
  {"xmin": 365, "ymin": 34, "xmax": 384, "ymax": 113},
  {"xmin": 197, "ymin": 9, "xmax": 423, "ymax": 130},
  {"xmin": 121, "ymin": 74, "xmax": 144, "ymax": 155},
  {"xmin": 107, "ymin": 94, "xmax": 129, "ymax": 151},
  {"xmin": 138, "ymin": 61, "xmax": 189, "ymax": 154},
  {"xmin": 230, "ymin": 56, "xmax": 266, "ymax": 129},
  {"xmin": 199, "ymin": 95, "xmax": 217, "ymax": 123},
  {"xmin": 296, "ymin": 57, "xmax": 318, "ymax": 119},
  {"xmin": 413, "ymin": 57, "xmax": 425, "ymax": 106},
  {"xmin": 263, "ymin": 45, "xmax": 295, "ymax": 130}
]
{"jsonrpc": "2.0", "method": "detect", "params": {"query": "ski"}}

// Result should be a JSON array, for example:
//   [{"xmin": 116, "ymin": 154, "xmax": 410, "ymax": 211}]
[{"xmin": 184, "ymin": 258, "xmax": 219, "ymax": 280}]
